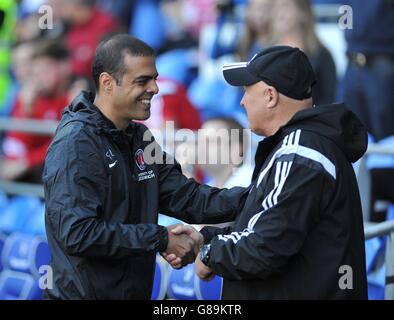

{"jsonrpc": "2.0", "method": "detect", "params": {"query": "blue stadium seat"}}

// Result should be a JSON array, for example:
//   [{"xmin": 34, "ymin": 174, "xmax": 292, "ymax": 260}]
[
  {"xmin": 23, "ymin": 202, "xmax": 46, "ymax": 236},
  {"xmin": 195, "ymin": 275, "xmax": 223, "ymax": 300},
  {"xmin": 365, "ymin": 237, "xmax": 384, "ymax": 274},
  {"xmin": 129, "ymin": 0, "xmax": 165, "ymax": 52},
  {"xmin": 0, "ymin": 195, "xmax": 42, "ymax": 234},
  {"xmin": 367, "ymin": 256, "xmax": 386, "ymax": 300},
  {"xmin": 0, "ymin": 233, "xmax": 6, "ymax": 272},
  {"xmin": 1, "ymin": 233, "xmax": 51, "ymax": 278},
  {"xmin": 156, "ymin": 49, "xmax": 193, "ymax": 86},
  {"xmin": 0, "ymin": 270, "xmax": 42, "ymax": 300},
  {"xmin": 0, "ymin": 191, "xmax": 8, "ymax": 211},
  {"xmin": 158, "ymin": 214, "xmax": 183, "ymax": 227},
  {"xmin": 387, "ymin": 205, "xmax": 394, "ymax": 221},
  {"xmin": 367, "ymin": 283, "xmax": 385, "ymax": 301},
  {"xmin": 365, "ymin": 236, "xmax": 386, "ymax": 300},
  {"xmin": 366, "ymin": 135, "xmax": 394, "ymax": 170},
  {"xmin": 167, "ymin": 263, "xmax": 197, "ymax": 300},
  {"xmin": 151, "ymin": 255, "xmax": 168, "ymax": 300},
  {"xmin": 187, "ymin": 76, "xmax": 245, "ymax": 121}
]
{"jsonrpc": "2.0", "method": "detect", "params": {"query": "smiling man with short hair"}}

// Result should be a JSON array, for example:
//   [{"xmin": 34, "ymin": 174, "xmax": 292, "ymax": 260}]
[{"xmin": 43, "ymin": 34, "xmax": 249, "ymax": 299}]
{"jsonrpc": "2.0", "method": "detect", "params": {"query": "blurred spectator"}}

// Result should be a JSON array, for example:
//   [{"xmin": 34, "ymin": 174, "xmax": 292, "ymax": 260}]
[
  {"xmin": 157, "ymin": 0, "xmax": 199, "ymax": 54},
  {"xmin": 144, "ymin": 76, "xmax": 203, "ymax": 181},
  {"xmin": 188, "ymin": 0, "xmax": 273, "ymax": 123},
  {"xmin": 181, "ymin": 0, "xmax": 217, "ymax": 39},
  {"xmin": 0, "ymin": 0, "xmax": 17, "ymax": 114},
  {"xmin": 197, "ymin": 117, "xmax": 252, "ymax": 188},
  {"xmin": 1, "ymin": 41, "xmax": 35, "ymax": 119},
  {"xmin": 61, "ymin": 0, "xmax": 119, "ymax": 80},
  {"xmin": 190, "ymin": 116, "xmax": 253, "ymax": 229},
  {"xmin": 237, "ymin": 0, "xmax": 273, "ymax": 60},
  {"xmin": 131, "ymin": 0, "xmax": 202, "ymax": 89},
  {"xmin": 339, "ymin": 0, "xmax": 394, "ymax": 223},
  {"xmin": 366, "ymin": 151, "xmax": 394, "ymax": 226},
  {"xmin": 0, "ymin": 39, "xmax": 71, "ymax": 183},
  {"xmin": 208, "ymin": 0, "xmax": 273, "ymax": 61},
  {"xmin": 207, "ymin": 0, "xmax": 242, "ymax": 59},
  {"xmin": 339, "ymin": 0, "xmax": 394, "ymax": 141},
  {"xmin": 144, "ymin": 77, "xmax": 202, "ymax": 130},
  {"xmin": 97, "ymin": 0, "xmax": 134, "ymax": 29},
  {"xmin": 272, "ymin": 0, "xmax": 337, "ymax": 105},
  {"xmin": 15, "ymin": 12, "xmax": 41, "ymax": 42},
  {"xmin": 40, "ymin": 0, "xmax": 69, "ymax": 40}
]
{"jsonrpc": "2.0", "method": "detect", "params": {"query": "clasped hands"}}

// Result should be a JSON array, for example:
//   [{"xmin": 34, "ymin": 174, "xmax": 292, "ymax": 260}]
[{"xmin": 162, "ymin": 224, "xmax": 214, "ymax": 281}]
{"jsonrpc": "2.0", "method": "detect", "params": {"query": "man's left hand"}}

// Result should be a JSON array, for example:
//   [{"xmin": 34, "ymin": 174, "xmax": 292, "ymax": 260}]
[{"xmin": 195, "ymin": 255, "xmax": 215, "ymax": 281}]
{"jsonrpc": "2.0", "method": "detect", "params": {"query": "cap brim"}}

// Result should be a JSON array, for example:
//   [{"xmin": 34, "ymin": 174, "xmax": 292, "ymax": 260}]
[{"xmin": 222, "ymin": 63, "xmax": 260, "ymax": 86}]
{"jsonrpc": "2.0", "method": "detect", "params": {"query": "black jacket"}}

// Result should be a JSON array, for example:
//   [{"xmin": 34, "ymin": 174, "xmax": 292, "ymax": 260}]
[
  {"xmin": 201, "ymin": 103, "xmax": 368, "ymax": 299},
  {"xmin": 43, "ymin": 91, "xmax": 247, "ymax": 299}
]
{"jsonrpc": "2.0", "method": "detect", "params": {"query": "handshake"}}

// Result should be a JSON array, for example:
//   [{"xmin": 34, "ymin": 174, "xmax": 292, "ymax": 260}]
[{"xmin": 161, "ymin": 224, "xmax": 214, "ymax": 280}]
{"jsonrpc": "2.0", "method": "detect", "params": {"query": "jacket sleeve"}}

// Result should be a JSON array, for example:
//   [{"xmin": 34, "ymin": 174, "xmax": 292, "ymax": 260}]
[
  {"xmin": 43, "ymin": 127, "xmax": 168, "ymax": 259},
  {"xmin": 200, "ymin": 226, "xmax": 233, "ymax": 244},
  {"xmin": 158, "ymin": 151, "xmax": 250, "ymax": 224},
  {"xmin": 206, "ymin": 162, "xmax": 335, "ymax": 280}
]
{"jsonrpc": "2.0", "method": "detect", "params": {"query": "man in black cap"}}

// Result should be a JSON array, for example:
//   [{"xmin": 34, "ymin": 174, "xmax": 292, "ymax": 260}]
[{"xmin": 166, "ymin": 46, "xmax": 368, "ymax": 299}]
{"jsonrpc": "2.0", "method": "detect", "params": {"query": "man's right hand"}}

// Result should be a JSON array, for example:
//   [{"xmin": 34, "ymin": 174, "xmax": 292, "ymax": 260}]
[
  {"xmin": 164, "ymin": 224, "xmax": 198, "ymax": 266},
  {"xmin": 162, "ymin": 224, "xmax": 204, "ymax": 269}
]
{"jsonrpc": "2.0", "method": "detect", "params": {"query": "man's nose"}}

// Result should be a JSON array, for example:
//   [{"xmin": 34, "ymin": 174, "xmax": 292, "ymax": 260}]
[
  {"xmin": 240, "ymin": 95, "xmax": 245, "ymax": 108},
  {"xmin": 148, "ymin": 80, "xmax": 159, "ymax": 95}
]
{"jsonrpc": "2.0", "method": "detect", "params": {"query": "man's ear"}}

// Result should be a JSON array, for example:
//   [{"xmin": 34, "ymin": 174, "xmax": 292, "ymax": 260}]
[
  {"xmin": 99, "ymin": 72, "xmax": 114, "ymax": 94},
  {"xmin": 266, "ymin": 86, "xmax": 279, "ymax": 109}
]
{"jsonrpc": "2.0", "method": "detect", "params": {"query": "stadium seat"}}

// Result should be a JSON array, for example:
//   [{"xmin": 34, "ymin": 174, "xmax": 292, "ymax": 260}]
[
  {"xmin": 367, "ymin": 254, "xmax": 386, "ymax": 300},
  {"xmin": 129, "ymin": 0, "xmax": 165, "ymax": 52},
  {"xmin": 0, "ymin": 191, "xmax": 8, "ymax": 211},
  {"xmin": 0, "ymin": 269, "xmax": 42, "ymax": 300},
  {"xmin": 1, "ymin": 233, "xmax": 51, "ymax": 278},
  {"xmin": 156, "ymin": 49, "xmax": 193, "ymax": 86},
  {"xmin": 195, "ymin": 275, "xmax": 222, "ymax": 300},
  {"xmin": 158, "ymin": 214, "xmax": 183, "ymax": 227},
  {"xmin": 0, "ymin": 232, "xmax": 6, "ymax": 272},
  {"xmin": 365, "ymin": 236, "xmax": 386, "ymax": 300},
  {"xmin": 151, "ymin": 255, "xmax": 168, "ymax": 300},
  {"xmin": 167, "ymin": 263, "xmax": 197, "ymax": 300},
  {"xmin": 23, "ymin": 202, "xmax": 46, "ymax": 236},
  {"xmin": 365, "ymin": 237, "xmax": 384, "ymax": 274},
  {"xmin": 0, "ymin": 195, "xmax": 42, "ymax": 234},
  {"xmin": 387, "ymin": 204, "xmax": 394, "ymax": 221},
  {"xmin": 187, "ymin": 75, "xmax": 247, "ymax": 123},
  {"xmin": 366, "ymin": 135, "xmax": 394, "ymax": 170}
]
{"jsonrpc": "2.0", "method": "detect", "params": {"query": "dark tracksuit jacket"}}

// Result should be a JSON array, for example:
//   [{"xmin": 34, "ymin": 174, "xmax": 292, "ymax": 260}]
[
  {"xmin": 43, "ymin": 91, "xmax": 248, "ymax": 299},
  {"xmin": 201, "ymin": 103, "xmax": 369, "ymax": 299}
]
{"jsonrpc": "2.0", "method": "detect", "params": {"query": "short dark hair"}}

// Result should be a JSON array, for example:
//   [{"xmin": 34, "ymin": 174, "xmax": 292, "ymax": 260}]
[
  {"xmin": 92, "ymin": 34, "xmax": 155, "ymax": 91},
  {"xmin": 32, "ymin": 39, "xmax": 69, "ymax": 61}
]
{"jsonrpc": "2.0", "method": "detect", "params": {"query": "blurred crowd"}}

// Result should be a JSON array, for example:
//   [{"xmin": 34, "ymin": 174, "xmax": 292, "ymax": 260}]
[{"xmin": 0, "ymin": 0, "xmax": 393, "ymax": 220}]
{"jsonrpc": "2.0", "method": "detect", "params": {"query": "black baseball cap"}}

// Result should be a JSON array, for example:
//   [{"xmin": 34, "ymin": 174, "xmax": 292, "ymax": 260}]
[{"xmin": 222, "ymin": 46, "xmax": 317, "ymax": 100}]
